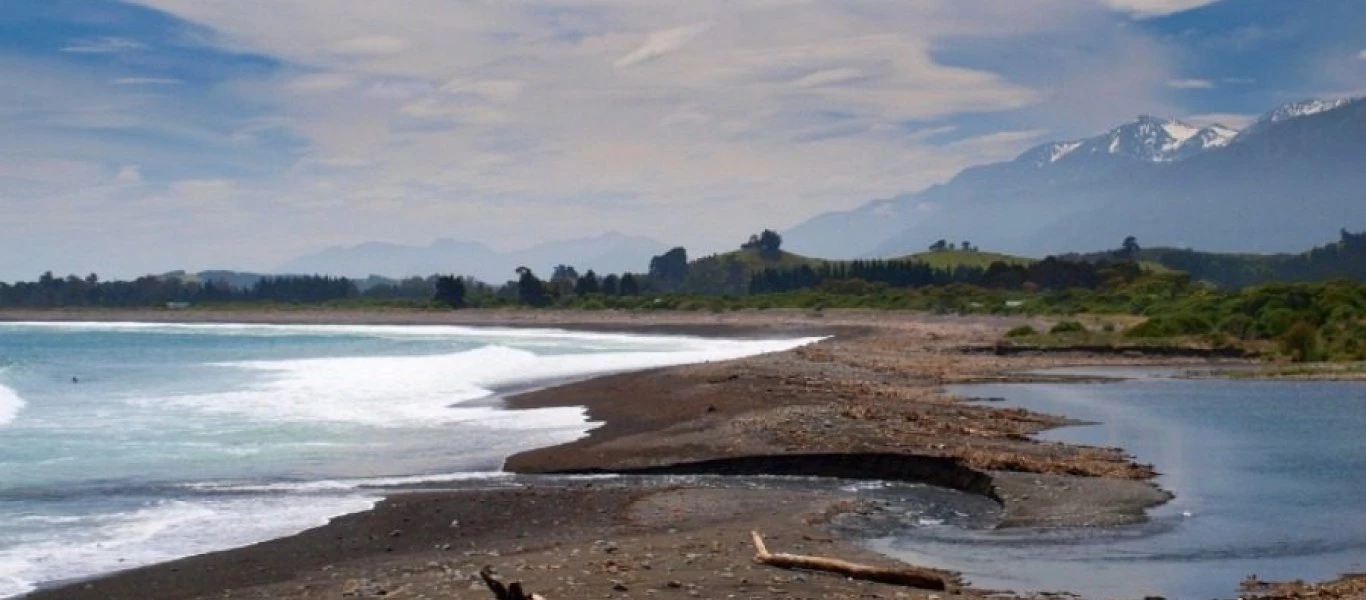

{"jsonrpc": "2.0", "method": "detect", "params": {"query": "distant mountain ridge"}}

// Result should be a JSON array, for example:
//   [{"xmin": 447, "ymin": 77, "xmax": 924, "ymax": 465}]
[
  {"xmin": 1234, "ymin": 98, "xmax": 1352, "ymax": 141},
  {"xmin": 1023, "ymin": 114, "xmax": 1233, "ymax": 165},
  {"xmin": 785, "ymin": 96, "xmax": 1366, "ymax": 259},
  {"xmin": 277, "ymin": 232, "xmax": 670, "ymax": 282}
]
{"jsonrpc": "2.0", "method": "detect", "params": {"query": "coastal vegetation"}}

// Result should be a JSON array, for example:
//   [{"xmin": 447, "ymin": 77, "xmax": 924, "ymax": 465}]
[
  {"xmin": 5, "ymin": 230, "xmax": 1365, "ymax": 362},
  {"xmin": 1066, "ymin": 229, "xmax": 1366, "ymax": 289}
]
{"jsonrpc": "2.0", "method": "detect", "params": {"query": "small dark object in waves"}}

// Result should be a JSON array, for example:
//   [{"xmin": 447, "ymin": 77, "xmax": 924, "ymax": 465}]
[
  {"xmin": 966, "ymin": 396, "xmax": 1005, "ymax": 402},
  {"xmin": 71, "ymin": 376, "xmax": 79, "ymax": 384}
]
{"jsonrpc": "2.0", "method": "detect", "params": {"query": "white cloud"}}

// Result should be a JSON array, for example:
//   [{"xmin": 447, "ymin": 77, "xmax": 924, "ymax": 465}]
[
  {"xmin": 441, "ymin": 78, "xmax": 526, "ymax": 101},
  {"xmin": 115, "ymin": 165, "xmax": 143, "ymax": 183},
  {"xmin": 286, "ymin": 73, "xmax": 357, "ymax": 93},
  {"xmin": 112, "ymin": 77, "xmax": 183, "ymax": 86},
  {"xmin": 790, "ymin": 67, "xmax": 866, "ymax": 88},
  {"xmin": 18, "ymin": 0, "xmax": 1186, "ymax": 269},
  {"xmin": 61, "ymin": 37, "xmax": 148, "ymax": 54},
  {"xmin": 1167, "ymin": 78, "xmax": 1215, "ymax": 89},
  {"xmin": 330, "ymin": 35, "xmax": 408, "ymax": 58},
  {"xmin": 0, "ymin": 158, "xmax": 105, "ymax": 185},
  {"xmin": 1098, "ymin": 0, "xmax": 1219, "ymax": 17},
  {"xmin": 1183, "ymin": 112, "xmax": 1255, "ymax": 129},
  {"xmin": 168, "ymin": 178, "xmax": 236, "ymax": 204},
  {"xmin": 614, "ymin": 24, "xmax": 711, "ymax": 68},
  {"xmin": 1357, "ymin": 49, "xmax": 1366, "ymax": 61},
  {"xmin": 301, "ymin": 156, "xmax": 374, "ymax": 170}
]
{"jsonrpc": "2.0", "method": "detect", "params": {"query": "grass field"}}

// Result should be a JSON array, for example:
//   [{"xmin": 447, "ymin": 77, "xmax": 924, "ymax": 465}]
[
  {"xmin": 692, "ymin": 249, "xmax": 825, "ymax": 270},
  {"xmin": 896, "ymin": 250, "xmax": 1036, "ymax": 269}
]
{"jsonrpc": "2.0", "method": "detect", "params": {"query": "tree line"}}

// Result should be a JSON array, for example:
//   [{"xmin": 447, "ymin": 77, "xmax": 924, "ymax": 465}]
[
  {"xmin": 749, "ymin": 257, "xmax": 1141, "ymax": 294},
  {"xmin": 0, "ymin": 272, "xmax": 365, "ymax": 308},
  {"xmin": 7, "ymin": 229, "xmax": 1363, "ymax": 311},
  {"xmin": 1071, "ymin": 229, "xmax": 1366, "ymax": 289}
]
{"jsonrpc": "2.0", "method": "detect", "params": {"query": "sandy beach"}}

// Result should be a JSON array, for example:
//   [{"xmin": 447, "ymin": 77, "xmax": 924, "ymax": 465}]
[{"xmin": 8, "ymin": 308, "xmax": 1358, "ymax": 600}]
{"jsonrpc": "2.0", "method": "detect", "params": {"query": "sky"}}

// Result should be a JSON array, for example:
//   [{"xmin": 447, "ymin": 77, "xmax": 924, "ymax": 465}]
[{"xmin": 2, "ymin": 0, "xmax": 1365, "ymax": 280}]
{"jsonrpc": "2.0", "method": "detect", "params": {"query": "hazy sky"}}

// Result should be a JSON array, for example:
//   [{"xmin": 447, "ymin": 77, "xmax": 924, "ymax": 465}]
[{"xmin": 3, "ymin": 0, "xmax": 1364, "ymax": 280}]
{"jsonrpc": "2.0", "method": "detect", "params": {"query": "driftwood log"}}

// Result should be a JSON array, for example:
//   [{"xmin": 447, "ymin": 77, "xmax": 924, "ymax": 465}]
[
  {"xmin": 480, "ymin": 566, "xmax": 547, "ymax": 600},
  {"xmin": 750, "ymin": 531, "xmax": 954, "ymax": 590}
]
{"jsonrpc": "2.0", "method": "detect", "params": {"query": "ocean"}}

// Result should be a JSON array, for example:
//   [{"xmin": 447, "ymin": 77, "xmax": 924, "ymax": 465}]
[
  {"xmin": 870, "ymin": 367, "xmax": 1366, "ymax": 600},
  {"xmin": 0, "ymin": 321, "xmax": 819, "ymax": 597}
]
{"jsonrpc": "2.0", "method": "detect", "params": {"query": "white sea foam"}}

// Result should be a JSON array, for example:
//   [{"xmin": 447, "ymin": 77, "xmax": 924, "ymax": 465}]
[
  {"xmin": 1, "ymin": 321, "xmax": 777, "ymax": 349},
  {"xmin": 0, "ymin": 325, "xmax": 821, "ymax": 597},
  {"xmin": 184, "ymin": 470, "xmax": 513, "ymax": 493},
  {"xmin": 0, "ymin": 380, "xmax": 23, "ymax": 427},
  {"xmin": 140, "ymin": 337, "xmax": 820, "ymax": 427},
  {"xmin": 0, "ymin": 495, "xmax": 377, "ymax": 599}
]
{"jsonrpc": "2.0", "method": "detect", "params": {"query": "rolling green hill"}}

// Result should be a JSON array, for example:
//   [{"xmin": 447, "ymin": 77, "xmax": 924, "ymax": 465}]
[
  {"xmin": 683, "ymin": 249, "xmax": 823, "ymax": 295},
  {"xmin": 895, "ymin": 250, "xmax": 1035, "ymax": 269},
  {"xmin": 1066, "ymin": 230, "xmax": 1366, "ymax": 288}
]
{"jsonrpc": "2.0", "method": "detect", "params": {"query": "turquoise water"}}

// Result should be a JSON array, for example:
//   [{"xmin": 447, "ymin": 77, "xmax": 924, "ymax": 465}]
[
  {"xmin": 871, "ymin": 368, "xmax": 1366, "ymax": 600},
  {"xmin": 0, "ymin": 322, "xmax": 818, "ymax": 597}
]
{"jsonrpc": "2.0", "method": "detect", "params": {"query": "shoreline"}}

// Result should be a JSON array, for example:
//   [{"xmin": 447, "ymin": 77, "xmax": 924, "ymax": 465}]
[{"xmin": 8, "ymin": 308, "xmax": 1331, "ymax": 599}]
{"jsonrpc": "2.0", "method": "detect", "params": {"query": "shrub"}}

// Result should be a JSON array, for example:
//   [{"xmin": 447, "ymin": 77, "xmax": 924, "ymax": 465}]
[
  {"xmin": 1050, "ymin": 320, "xmax": 1087, "ymax": 334},
  {"xmin": 1327, "ymin": 305, "xmax": 1361, "ymax": 324},
  {"xmin": 1005, "ymin": 325, "xmax": 1037, "ymax": 338},
  {"xmin": 1217, "ymin": 314, "xmax": 1257, "ymax": 340},
  {"xmin": 1257, "ymin": 308, "xmax": 1303, "ymax": 338},
  {"xmin": 1126, "ymin": 312, "xmax": 1213, "ymax": 338},
  {"xmin": 1280, "ymin": 322, "xmax": 1320, "ymax": 362}
]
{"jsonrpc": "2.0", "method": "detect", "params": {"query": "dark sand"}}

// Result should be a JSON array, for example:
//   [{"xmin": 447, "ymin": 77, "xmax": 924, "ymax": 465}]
[{"xmin": 10, "ymin": 309, "xmax": 1344, "ymax": 599}]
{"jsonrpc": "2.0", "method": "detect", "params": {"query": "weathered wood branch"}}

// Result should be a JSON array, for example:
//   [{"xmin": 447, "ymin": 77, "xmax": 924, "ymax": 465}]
[
  {"xmin": 480, "ymin": 566, "xmax": 547, "ymax": 600},
  {"xmin": 750, "ymin": 531, "xmax": 953, "ymax": 590}
]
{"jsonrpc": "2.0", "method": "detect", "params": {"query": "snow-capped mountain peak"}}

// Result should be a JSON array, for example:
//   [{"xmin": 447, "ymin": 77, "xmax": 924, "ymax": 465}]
[
  {"xmin": 1101, "ymin": 115, "xmax": 1202, "ymax": 161},
  {"xmin": 1019, "ymin": 141, "xmax": 1084, "ymax": 166},
  {"xmin": 1171, "ymin": 123, "xmax": 1239, "ymax": 160},
  {"xmin": 1018, "ymin": 115, "xmax": 1214, "ymax": 167},
  {"xmin": 1010, "ymin": 97, "xmax": 1364, "ymax": 170},
  {"xmin": 1236, "ymin": 98, "xmax": 1355, "ymax": 141}
]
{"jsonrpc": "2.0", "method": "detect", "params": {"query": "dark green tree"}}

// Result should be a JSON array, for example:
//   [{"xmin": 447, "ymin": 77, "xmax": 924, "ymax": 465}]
[
  {"xmin": 515, "ymin": 267, "xmax": 549, "ymax": 307},
  {"xmin": 601, "ymin": 274, "xmax": 620, "ymax": 296},
  {"xmin": 1121, "ymin": 236, "xmax": 1141, "ymax": 260},
  {"xmin": 619, "ymin": 273, "xmax": 640, "ymax": 296},
  {"xmin": 648, "ymin": 247, "xmax": 689, "ymax": 290},
  {"xmin": 549, "ymin": 265, "xmax": 579, "ymax": 298},
  {"xmin": 574, "ymin": 270, "xmax": 601, "ymax": 296},
  {"xmin": 551, "ymin": 264, "xmax": 579, "ymax": 281},
  {"xmin": 741, "ymin": 230, "xmax": 783, "ymax": 259},
  {"xmin": 433, "ymin": 275, "xmax": 466, "ymax": 308}
]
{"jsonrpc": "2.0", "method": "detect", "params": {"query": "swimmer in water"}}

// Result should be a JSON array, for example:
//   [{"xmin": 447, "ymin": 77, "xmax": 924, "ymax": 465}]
[{"xmin": 72, "ymin": 376, "xmax": 79, "ymax": 383}]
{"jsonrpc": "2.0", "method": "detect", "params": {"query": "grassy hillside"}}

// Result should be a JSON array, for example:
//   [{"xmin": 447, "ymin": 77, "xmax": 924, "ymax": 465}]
[
  {"xmin": 707, "ymin": 249, "xmax": 823, "ymax": 269},
  {"xmin": 896, "ymin": 250, "xmax": 1035, "ymax": 269},
  {"xmin": 1067, "ymin": 231, "xmax": 1366, "ymax": 288},
  {"xmin": 684, "ymin": 249, "xmax": 822, "ymax": 295}
]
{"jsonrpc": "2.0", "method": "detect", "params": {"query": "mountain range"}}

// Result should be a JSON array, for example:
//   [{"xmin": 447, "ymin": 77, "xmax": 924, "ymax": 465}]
[
  {"xmin": 276, "ymin": 232, "xmax": 669, "ymax": 283},
  {"xmin": 784, "ymin": 97, "xmax": 1366, "ymax": 258},
  {"xmin": 273, "ymin": 97, "xmax": 1364, "ymax": 280}
]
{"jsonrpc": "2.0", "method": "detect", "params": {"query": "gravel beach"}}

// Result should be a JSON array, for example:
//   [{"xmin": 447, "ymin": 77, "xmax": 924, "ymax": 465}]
[{"xmin": 9, "ymin": 308, "xmax": 1353, "ymax": 600}]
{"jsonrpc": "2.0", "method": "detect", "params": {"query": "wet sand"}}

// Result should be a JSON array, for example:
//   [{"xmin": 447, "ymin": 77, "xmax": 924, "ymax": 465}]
[{"xmin": 7, "ymin": 308, "xmax": 1329, "ymax": 599}]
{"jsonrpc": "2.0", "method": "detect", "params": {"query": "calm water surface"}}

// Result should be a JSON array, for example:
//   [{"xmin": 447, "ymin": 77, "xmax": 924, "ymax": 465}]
[{"xmin": 870, "ymin": 368, "xmax": 1366, "ymax": 600}]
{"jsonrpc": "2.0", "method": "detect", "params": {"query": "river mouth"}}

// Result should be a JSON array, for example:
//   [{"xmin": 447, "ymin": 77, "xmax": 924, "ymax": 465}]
[
  {"xmin": 861, "ymin": 370, "xmax": 1366, "ymax": 600},
  {"xmin": 381, "ymin": 472, "xmax": 1004, "ymax": 529}
]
